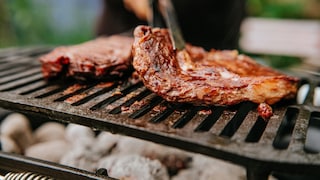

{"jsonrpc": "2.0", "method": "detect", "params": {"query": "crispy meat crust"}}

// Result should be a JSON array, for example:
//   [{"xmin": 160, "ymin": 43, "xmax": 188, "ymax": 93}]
[
  {"xmin": 132, "ymin": 26, "xmax": 298, "ymax": 111},
  {"xmin": 39, "ymin": 35, "xmax": 133, "ymax": 80}
]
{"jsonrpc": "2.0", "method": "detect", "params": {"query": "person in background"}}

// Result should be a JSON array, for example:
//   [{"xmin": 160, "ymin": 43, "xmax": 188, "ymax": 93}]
[{"xmin": 96, "ymin": 0, "xmax": 246, "ymax": 50}]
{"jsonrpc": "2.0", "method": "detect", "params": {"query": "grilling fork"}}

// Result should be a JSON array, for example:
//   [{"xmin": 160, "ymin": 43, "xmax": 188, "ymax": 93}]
[{"xmin": 148, "ymin": 0, "xmax": 186, "ymax": 50}]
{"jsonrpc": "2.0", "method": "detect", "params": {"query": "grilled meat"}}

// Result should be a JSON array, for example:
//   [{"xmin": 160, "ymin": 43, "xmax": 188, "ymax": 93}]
[
  {"xmin": 257, "ymin": 103, "xmax": 273, "ymax": 120},
  {"xmin": 132, "ymin": 26, "xmax": 299, "ymax": 119},
  {"xmin": 39, "ymin": 35, "xmax": 133, "ymax": 80}
]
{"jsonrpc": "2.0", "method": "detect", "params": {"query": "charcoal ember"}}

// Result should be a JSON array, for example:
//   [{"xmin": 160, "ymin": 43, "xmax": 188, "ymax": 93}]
[
  {"xmin": 60, "ymin": 129, "xmax": 119, "ymax": 172},
  {"xmin": 172, "ymin": 154, "xmax": 246, "ymax": 180},
  {"xmin": 98, "ymin": 154, "xmax": 169, "ymax": 180},
  {"xmin": 112, "ymin": 136, "xmax": 192, "ymax": 176}
]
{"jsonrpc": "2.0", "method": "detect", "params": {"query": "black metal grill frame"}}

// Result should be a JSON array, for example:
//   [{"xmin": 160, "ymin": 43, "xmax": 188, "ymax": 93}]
[{"xmin": 0, "ymin": 47, "xmax": 320, "ymax": 180}]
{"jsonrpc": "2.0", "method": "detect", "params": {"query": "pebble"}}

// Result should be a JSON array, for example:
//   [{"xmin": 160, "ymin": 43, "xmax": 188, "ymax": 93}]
[
  {"xmin": 33, "ymin": 122, "xmax": 66, "ymax": 143},
  {"xmin": 0, "ymin": 135, "xmax": 21, "ymax": 154},
  {"xmin": 0, "ymin": 113, "xmax": 34, "ymax": 153},
  {"xmin": 65, "ymin": 124, "xmax": 95, "ymax": 145},
  {"xmin": 25, "ymin": 140, "xmax": 71, "ymax": 163},
  {"xmin": 98, "ymin": 154, "xmax": 169, "ymax": 180},
  {"xmin": 172, "ymin": 154, "xmax": 246, "ymax": 180},
  {"xmin": 59, "ymin": 141, "xmax": 99, "ymax": 171}
]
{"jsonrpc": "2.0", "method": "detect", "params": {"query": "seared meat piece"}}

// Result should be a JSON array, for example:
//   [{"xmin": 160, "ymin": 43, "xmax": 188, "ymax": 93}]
[
  {"xmin": 132, "ymin": 26, "xmax": 299, "ymax": 119},
  {"xmin": 257, "ymin": 103, "xmax": 273, "ymax": 120},
  {"xmin": 39, "ymin": 35, "xmax": 133, "ymax": 80}
]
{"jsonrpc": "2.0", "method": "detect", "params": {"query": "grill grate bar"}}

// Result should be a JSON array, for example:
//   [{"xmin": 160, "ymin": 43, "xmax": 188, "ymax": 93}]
[
  {"xmin": 35, "ymin": 83, "xmax": 74, "ymax": 99},
  {"xmin": 172, "ymin": 107, "xmax": 199, "ymax": 128},
  {"xmin": 303, "ymin": 81, "xmax": 317, "ymax": 105},
  {"xmin": 220, "ymin": 102, "xmax": 256, "ymax": 138},
  {"xmin": 195, "ymin": 106, "xmax": 225, "ymax": 132},
  {"xmin": 245, "ymin": 117, "xmax": 268, "ymax": 142},
  {"xmin": 0, "ymin": 68, "xmax": 41, "ymax": 85},
  {"xmin": 149, "ymin": 103, "xmax": 182, "ymax": 123},
  {"xmin": 0, "ymin": 74, "xmax": 44, "ymax": 92},
  {"xmin": 288, "ymin": 108, "xmax": 310, "ymax": 152},
  {"xmin": 0, "ymin": 151, "xmax": 114, "ymax": 180},
  {"xmin": 19, "ymin": 82, "xmax": 49, "ymax": 95},
  {"xmin": 0, "ymin": 47, "xmax": 51, "ymax": 59},
  {"xmin": 259, "ymin": 107, "xmax": 287, "ymax": 144},
  {"xmin": 0, "ymin": 59, "xmax": 25, "ymax": 69},
  {"xmin": 231, "ymin": 111, "xmax": 259, "ymax": 141},
  {"xmin": 109, "ymin": 88, "xmax": 152, "ymax": 114},
  {"xmin": 17, "ymin": 47, "xmax": 51, "ymax": 57},
  {"xmin": 54, "ymin": 83, "xmax": 98, "ymax": 102},
  {"xmin": 304, "ymin": 112, "xmax": 320, "ymax": 153},
  {"xmin": 273, "ymin": 107, "xmax": 299, "ymax": 150},
  {"xmin": 0, "ymin": 65, "xmax": 38, "ymax": 78},
  {"xmin": 71, "ymin": 82, "xmax": 118, "ymax": 106},
  {"xmin": 129, "ymin": 95, "xmax": 163, "ymax": 119},
  {"xmin": 90, "ymin": 82, "xmax": 143, "ymax": 110},
  {"xmin": 0, "ymin": 57, "xmax": 38, "ymax": 71}
]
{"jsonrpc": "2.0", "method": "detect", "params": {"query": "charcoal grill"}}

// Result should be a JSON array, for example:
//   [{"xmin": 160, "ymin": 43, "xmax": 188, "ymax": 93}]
[{"xmin": 0, "ymin": 47, "xmax": 320, "ymax": 180}]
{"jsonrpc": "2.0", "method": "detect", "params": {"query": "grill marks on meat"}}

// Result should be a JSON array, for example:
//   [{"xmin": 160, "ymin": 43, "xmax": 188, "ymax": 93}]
[
  {"xmin": 39, "ymin": 35, "xmax": 133, "ymax": 80},
  {"xmin": 132, "ymin": 26, "xmax": 299, "ymax": 119}
]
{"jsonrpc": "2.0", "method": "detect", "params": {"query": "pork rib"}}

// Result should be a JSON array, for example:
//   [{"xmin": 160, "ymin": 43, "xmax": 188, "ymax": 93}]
[{"xmin": 132, "ymin": 26, "xmax": 299, "ymax": 119}]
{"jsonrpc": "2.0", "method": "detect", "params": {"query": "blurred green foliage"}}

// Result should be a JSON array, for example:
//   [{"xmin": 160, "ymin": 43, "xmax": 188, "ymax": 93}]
[
  {"xmin": 247, "ymin": 0, "xmax": 320, "ymax": 19},
  {"xmin": 0, "ymin": 0, "xmax": 319, "ymax": 50},
  {"xmin": 0, "ymin": 0, "xmax": 98, "ymax": 48},
  {"xmin": 244, "ymin": 0, "xmax": 320, "ymax": 69},
  {"xmin": 251, "ymin": 55, "xmax": 302, "ymax": 69}
]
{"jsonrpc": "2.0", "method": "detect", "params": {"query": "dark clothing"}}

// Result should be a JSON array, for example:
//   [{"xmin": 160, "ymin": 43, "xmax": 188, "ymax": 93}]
[
  {"xmin": 96, "ymin": 0, "xmax": 246, "ymax": 50},
  {"xmin": 96, "ymin": 0, "xmax": 145, "ymax": 36}
]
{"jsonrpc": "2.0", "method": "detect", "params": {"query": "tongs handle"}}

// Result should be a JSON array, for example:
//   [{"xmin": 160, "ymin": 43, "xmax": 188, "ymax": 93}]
[
  {"xmin": 148, "ymin": 0, "xmax": 165, "ymax": 28},
  {"xmin": 149, "ymin": 0, "xmax": 185, "ymax": 50}
]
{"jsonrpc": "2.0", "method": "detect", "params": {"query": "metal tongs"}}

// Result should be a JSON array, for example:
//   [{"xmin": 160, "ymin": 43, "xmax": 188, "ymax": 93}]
[{"xmin": 148, "ymin": 0, "xmax": 185, "ymax": 50}]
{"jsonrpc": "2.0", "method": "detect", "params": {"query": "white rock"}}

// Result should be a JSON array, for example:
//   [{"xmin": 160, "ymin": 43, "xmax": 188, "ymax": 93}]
[
  {"xmin": 172, "ymin": 154, "xmax": 246, "ymax": 180},
  {"xmin": 113, "ymin": 136, "xmax": 149, "ymax": 155},
  {"xmin": 94, "ymin": 132, "xmax": 120, "ymax": 154},
  {"xmin": 33, "ymin": 122, "xmax": 66, "ymax": 143},
  {"xmin": 59, "ymin": 131, "xmax": 119, "ymax": 171},
  {"xmin": 25, "ymin": 140, "xmax": 71, "ymax": 163},
  {"xmin": 65, "ymin": 124, "xmax": 95, "ymax": 145},
  {"xmin": 0, "ymin": 135, "xmax": 21, "ymax": 154},
  {"xmin": 60, "ymin": 141, "xmax": 99, "ymax": 171},
  {"xmin": 98, "ymin": 154, "xmax": 169, "ymax": 180},
  {"xmin": 113, "ymin": 136, "xmax": 192, "ymax": 172},
  {"xmin": 0, "ymin": 113, "xmax": 34, "ymax": 152}
]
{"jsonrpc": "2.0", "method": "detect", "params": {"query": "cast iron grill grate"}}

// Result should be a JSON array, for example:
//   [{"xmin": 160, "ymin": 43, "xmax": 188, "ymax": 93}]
[{"xmin": 0, "ymin": 47, "xmax": 320, "ymax": 179}]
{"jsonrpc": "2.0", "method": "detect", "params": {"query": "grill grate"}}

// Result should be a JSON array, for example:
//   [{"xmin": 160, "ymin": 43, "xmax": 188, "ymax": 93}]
[{"xmin": 0, "ymin": 47, "xmax": 320, "ymax": 179}]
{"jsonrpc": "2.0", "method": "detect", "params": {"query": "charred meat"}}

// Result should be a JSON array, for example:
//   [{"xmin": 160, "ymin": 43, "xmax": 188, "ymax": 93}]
[
  {"xmin": 132, "ymin": 26, "xmax": 299, "ymax": 119},
  {"xmin": 39, "ymin": 35, "xmax": 133, "ymax": 80}
]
